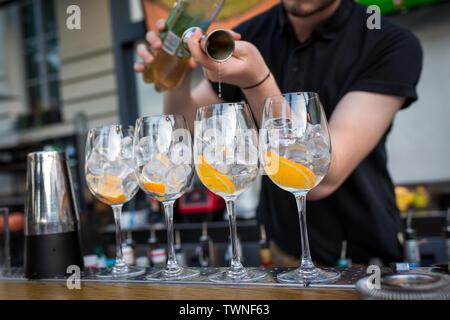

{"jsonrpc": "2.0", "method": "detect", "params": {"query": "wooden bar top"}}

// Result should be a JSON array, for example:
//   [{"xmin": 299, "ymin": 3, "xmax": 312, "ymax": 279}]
[{"xmin": 0, "ymin": 281, "xmax": 359, "ymax": 300}]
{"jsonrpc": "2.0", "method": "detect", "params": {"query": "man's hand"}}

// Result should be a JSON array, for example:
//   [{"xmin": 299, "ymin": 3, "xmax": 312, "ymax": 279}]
[
  {"xmin": 185, "ymin": 28, "xmax": 281, "ymax": 127},
  {"xmin": 134, "ymin": 19, "xmax": 199, "ymax": 74},
  {"xmin": 186, "ymin": 28, "xmax": 270, "ymax": 89}
]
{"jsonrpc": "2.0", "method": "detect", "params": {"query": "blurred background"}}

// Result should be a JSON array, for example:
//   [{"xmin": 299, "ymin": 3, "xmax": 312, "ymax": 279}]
[{"xmin": 0, "ymin": 0, "xmax": 449, "ymax": 269}]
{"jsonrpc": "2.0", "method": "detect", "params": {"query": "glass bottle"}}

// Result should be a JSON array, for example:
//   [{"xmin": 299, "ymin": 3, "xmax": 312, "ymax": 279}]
[
  {"xmin": 197, "ymin": 222, "xmax": 212, "ymax": 267},
  {"xmin": 146, "ymin": 228, "xmax": 159, "ymax": 267},
  {"xmin": 175, "ymin": 230, "xmax": 186, "ymax": 266},
  {"xmin": 142, "ymin": 0, "xmax": 225, "ymax": 91},
  {"xmin": 404, "ymin": 211, "xmax": 420, "ymax": 266},
  {"xmin": 258, "ymin": 224, "xmax": 272, "ymax": 267}
]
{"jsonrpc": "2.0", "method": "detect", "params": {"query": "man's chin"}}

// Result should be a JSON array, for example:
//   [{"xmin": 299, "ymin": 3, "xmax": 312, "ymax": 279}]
[{"xmin": 283, "ymin": 0, "xmax": 338, "ymax": 18}]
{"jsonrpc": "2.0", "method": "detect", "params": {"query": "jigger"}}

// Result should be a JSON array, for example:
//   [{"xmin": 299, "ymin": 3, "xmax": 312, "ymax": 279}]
[
  {"xmin": 24, "ymin": 151, "xmax": 83, "ymax": 279},
  {"xmin": 182, "ymin": 28, "xmax": 235, "ymax": 62}
]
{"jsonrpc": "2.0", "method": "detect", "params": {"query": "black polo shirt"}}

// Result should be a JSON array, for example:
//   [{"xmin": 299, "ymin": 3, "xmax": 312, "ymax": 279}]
[{"xmin": 210, "ymin": 0, "xmax": 423, "ymax": 265}]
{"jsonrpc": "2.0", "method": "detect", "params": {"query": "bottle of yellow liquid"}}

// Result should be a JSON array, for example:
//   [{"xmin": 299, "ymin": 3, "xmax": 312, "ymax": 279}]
[{"xmin": 143, "ymin": 0, "xmax": 225, "ymax": 91}]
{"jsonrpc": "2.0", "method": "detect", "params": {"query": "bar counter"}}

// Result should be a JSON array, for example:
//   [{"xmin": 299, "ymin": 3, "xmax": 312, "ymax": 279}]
[
  {"xmin": 0, "ymin": 281, "xmax": 359, "ymax": 300},
  {"xmin": 0, "ymin": 267, "xmax": 362, "ymax": 300}
]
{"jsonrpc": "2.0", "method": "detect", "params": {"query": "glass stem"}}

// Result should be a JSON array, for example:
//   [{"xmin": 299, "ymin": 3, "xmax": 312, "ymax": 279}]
[
  {"xmin": 163, "ymin": 201, "xmax": 181, "ymax": 275},
  {"xmin": 112, "ymin": 205, "xmax": 127, "ymax": 273},
  {"xmin": 295, "ymin": 193, "xmax": 315, "ymax": 270},
  {"xmin": 226, "ymin": 199, "xmax": 245, "ymax": 276}
]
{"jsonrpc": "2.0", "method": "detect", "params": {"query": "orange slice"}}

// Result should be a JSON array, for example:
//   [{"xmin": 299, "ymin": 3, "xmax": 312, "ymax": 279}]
[
  {"xmin": 102, "ymin": 193, "xmax": 127, "ymax": 205},
  {"xmin": 265, "ymin": 152, "xmax": 316, "ymax": 189},
  {"xmin": 143, "ymin": 181, "xmax": 166, "ymax": 195},
  {"xmin": 196, "ymin": 155, "xmax": 235, "ymax": 194},
  {"xmin": 87, "ymin": 173, "xmax": 127, "ymax": 204},
  {"xmin": 141, "ymin": 153, "xmax": 168, "ymax": 197}
]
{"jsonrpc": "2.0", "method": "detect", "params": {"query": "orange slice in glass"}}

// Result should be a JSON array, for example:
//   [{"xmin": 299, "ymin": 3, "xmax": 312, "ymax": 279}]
[
  {"xmin": 196, "ymin": 155, "xmax": 235, "ymax": 194},
  {"xmin": 143, "ymin": 181, "xmax": 166, "ymax": 195},
  {"xmin": 102, "ymin": 193, "xmax": 127, "ymax": 205},
  {"xmin": 88, "ymin": 173, "xmax": 127, "ymax": 204},
  {"xmin": 265, "ymin": 151, "xmax": 316, "ymax": 190}
]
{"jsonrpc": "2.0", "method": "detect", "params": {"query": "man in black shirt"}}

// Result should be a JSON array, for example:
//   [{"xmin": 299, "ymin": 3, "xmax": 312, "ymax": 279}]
[{"xmin": 135, "ymin": 0, "xmax": 423, "ymax": 266}]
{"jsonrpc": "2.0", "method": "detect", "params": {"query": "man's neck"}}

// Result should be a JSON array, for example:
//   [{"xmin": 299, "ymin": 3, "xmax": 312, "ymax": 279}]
[{"xmin": 287, "ymin": 0, "xmax": 341, "ymax": 42}]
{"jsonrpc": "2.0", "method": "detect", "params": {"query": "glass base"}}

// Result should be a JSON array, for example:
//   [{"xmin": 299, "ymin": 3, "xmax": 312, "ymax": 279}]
[
  {"xmin": 146, "ymin": 267, "xmax": 200, "ymax": 281},
  {"xmin": 208, "ymin": 268, "xmax": 267, "ymax": 283},
  {"xmin": 96, "ymin": 265, "xmax": 146, "ymax": 279},
  {"xmin": 277, "ymin": 267, "xmax": 340, "ymax": 285}
]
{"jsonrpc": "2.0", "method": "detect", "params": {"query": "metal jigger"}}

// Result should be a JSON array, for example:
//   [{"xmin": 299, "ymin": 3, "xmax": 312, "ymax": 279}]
[
  {"xmin": 182, "ymin": 27, "xmax": 235, "ymax": 62},
  {"xmin": 24, "ymin": 151, "xmax": 84, "ymax": 279}
]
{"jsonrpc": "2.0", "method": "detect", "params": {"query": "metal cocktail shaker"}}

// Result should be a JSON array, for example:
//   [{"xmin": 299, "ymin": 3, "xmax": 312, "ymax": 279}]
[{"xmin": 24, "ymin": 151, "xmax": 83, "ymax": 279}]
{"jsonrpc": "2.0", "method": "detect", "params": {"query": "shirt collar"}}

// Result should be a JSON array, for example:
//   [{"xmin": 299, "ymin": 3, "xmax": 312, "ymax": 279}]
[{"xmin": 278, "ymin": 0, "xmax": 354, "ymax": 41}]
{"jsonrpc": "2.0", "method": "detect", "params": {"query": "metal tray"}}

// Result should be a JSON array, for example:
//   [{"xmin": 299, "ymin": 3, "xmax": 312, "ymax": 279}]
[{"xmin": 0, "ymin": 266, "xmax": 373, "ymax": 289}]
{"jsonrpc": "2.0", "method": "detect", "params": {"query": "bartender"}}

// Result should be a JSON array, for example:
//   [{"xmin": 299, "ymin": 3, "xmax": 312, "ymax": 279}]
[{"xmin": 134, "ymin": 0, "xmax": 423, "ymax": 266}]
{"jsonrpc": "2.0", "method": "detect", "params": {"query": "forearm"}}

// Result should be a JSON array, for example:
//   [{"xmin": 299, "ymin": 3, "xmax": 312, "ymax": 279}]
[
  {"xmin": 163, "ymin": 68, "xmax": 198, "ymax": 132},
  {"xmin": 307, "ymin": 92, "xmax": 404, "ymax": 201},
  {"xmin": 307, "ymin": 143, "xmax": 342, "ymax": 201},
  {"xmin": 242, "ymin": 73, "xmax": 281, "ymax": 128}
]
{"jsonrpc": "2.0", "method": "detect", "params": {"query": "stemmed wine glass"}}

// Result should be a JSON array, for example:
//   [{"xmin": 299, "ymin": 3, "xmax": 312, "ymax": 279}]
[
  {"xmin": 134, "ymin": 115, "xmax": 199, "ymax": 280},
  {"xmin": 85, "ymin": 125, "xmax": 145, "ymax": 278},
  {"xmin": 259, "ymin": 92, "xmax": 340, "ymax": 284},
  {"xmin": 194, "ymin": 103, "xmax": 267, "ymax": 283}
]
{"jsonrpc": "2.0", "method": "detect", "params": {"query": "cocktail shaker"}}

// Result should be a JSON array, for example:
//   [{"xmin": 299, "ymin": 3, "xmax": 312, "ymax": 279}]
[{"xmin": 24, "ymin": 151, "xmax": 83, "ymax": 279}]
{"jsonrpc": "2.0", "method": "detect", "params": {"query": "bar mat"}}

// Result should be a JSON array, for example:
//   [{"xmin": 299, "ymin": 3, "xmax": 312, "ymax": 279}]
[{"xmin": 0, "ymin": 266, "xmax": 388, "ymax": 289}]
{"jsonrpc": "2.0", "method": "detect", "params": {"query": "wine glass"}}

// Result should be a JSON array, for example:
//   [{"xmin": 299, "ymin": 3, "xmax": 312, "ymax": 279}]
[
  {"xmin": 260, "ymin": 92, "xmax": 340, "ymax": 284},
  {"xmin": 194, "ymin": 103, "xmax": 267, "ymax": 283},
  {"xmin": 85, "ymin": 125, "xmax": 145, "ymax": 278},
  {"xmin": 134, "ymin": 115, "xmax": 199, "ymax": 280}
]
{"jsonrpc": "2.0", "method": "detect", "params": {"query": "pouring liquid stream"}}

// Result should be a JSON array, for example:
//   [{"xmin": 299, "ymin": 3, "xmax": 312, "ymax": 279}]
[{"xmin": 218, "ymin": 62, "xmax": 222, "ymax": 99}]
